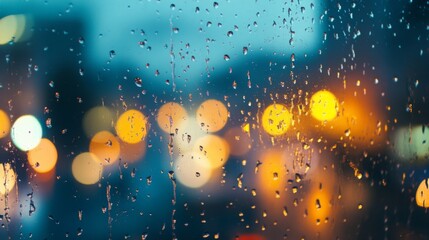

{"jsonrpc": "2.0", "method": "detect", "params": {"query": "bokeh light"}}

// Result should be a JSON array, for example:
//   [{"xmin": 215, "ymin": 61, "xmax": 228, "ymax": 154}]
[
  {"xmin": 83, "ymin": 106, "xmax": 114, "ymax": 137},
  {"xmin": 416, "ymin": 178, "xmax": 429, "ymax": 208},
  {"xmin": 193, "ymin": 135, "xmax": 230, "ymax": 169},
  {"xmin": 11, "ymin": 115, "xmax": 43, "ymax": 151},
  {"xmin": 310, "ymin": 90, "xmax": 338, "ymax": 122},
  {"xmin": 157, "ymin": 102, "xmax": 188, "ymax": 133},
  {"xmin": 115, "ymin": 109, "xmax": 148, "ymax": 144},
  {"xmin": 303, "ymin": 90, "xmax": 386, "ymax": 149},
  {"xmin": 89, "ymin": 131, "xmax": 120, "ymax": 165},
  {"xmin": 0, "ymin": 163, "xmax": 16, "ymax": 195},
  {"xmin": 261, "ymin": 103, "xmax": 292, "ymax": 136},
  {"xmin": 72, "ymin": 152, "xmax": 103, "ymax": 185},
  {"xmin": 257, "ymin": 149, "xmax": 286, "ymax": 199},
  {"xmin": 223, "ymin": 127, "xmax": 251, "ymax": 156},
  {"xmin": 392, "ymin": 127, "xmax": 415, "ymax": 160},
  {"xmin": 306, "ymin": 187, "xmax": 332, "ymax": 227},
  {"xmin": 392, "ymin": 125, "xmax": 429, "ymax": 161},
  {"xmin": 175, "ymin": 151, "xmax": 212, "ymax": 188},
  {"xmin": 0, "ymin": 109, "xmax": 10, "ymax": 139},
  {"xmin": 173, "ymin": 117, "xmax": 206, "ymax": 153},
  {"xmin": 0, "ymin": 15, "xmax": 26, "ymax": 45},
  {"xmin": 196, "ymin": 99, "xmax": 228, "ymax": 132},
  {"xmin": 411, "ymin": 125, "xmax": 429, "ymax": 159},
  {"xmin": 27, "ymin": 138, "xmax": 58, "ymax": 173}
]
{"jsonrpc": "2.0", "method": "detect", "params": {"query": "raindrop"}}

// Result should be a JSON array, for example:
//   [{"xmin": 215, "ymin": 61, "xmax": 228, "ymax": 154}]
[
  {"xmin": 77, "ymin": 228, "xmax": 83, "ymax": 236},
  {"xmin": 135, "ymin": 77, "xmax": 142, "ymax": 87},
  {"xmin": 78, "ymin": 37, "xmax": 85, "ymax": 44}
]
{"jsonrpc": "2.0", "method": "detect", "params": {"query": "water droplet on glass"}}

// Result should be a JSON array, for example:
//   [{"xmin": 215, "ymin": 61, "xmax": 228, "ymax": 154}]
[{"xmin": 135, "ymin": 77, "xmax": 142, "ymax": 87}]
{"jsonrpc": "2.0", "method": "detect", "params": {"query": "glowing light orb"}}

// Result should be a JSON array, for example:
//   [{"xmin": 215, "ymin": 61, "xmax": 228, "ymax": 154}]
[
  {"xmin": 0, "ymin": 163, "xmax": 16, "ymax": 195},
  {"xmin": 0, "ymin": 15, "xmax": 26, "ymax": 45},
  {"xmin": 115, "ymin": 109, "xmax": 147, "ymax": 144},
  {"xmin": 89, "ymin": 131, "xmax": 120, "ymax": 165},
  {"xmin": 157, "ymin": 102, "xmax": 188, "ymax": 133},
  {"xmin": 196, "ymin": 99, "xmax": 228, "ymax": 132},
  {"xmin": 223, "ymin": 127, "xmax": 251, "ymax": 156},
  {"xmin": 11, "ymin": 115, "xmax": 43, "ymax": 151},
  {"xmin": 411, "ymin": 125, "xmax": 429, "ymax": 159},
  {"xmin": 83, "ymin": 106, "xmax": 114, "ymax": 137},
  {"xmin": 193, "ymin": 135, "xmax": 230, "ymax": 169},
  {"xmin": 173, "ymin": 117, "xmax": 206, "ymax": 153},
  {"xmin": 72, "ymin": 152, "xmax": 103, "ymax": 185},
  {"xmin": 175, "ymin": 151, "xmax": 212, "ymax": 188},
  {"xmin": 416, "ymin": 178, "xmax": 429, "ymax": 208},
  {"xmin": 0, "ymin": 110, "xmax": 10, "ymax": 139},
  {"xmin": 27, "ymin": 138, "xmax": 58, "ymax": 173},
  {"xmin": 310, "ymin": 90, "xmax": 338, "ymax": 122},
  {"xmin": 261, "ymin": 103, "xmax": 292, "ymax": 136},
  {"xmin": 393, "ymin": 125, "xmax": 429, "ymax": 161}
]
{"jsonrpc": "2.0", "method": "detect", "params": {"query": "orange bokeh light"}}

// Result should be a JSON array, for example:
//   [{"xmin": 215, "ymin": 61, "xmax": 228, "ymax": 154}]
[
  {"xmin": 89, "ymin": 131, "xmax": 120, "ymax": 165},
  {"xmin": 0, "ymin": 109, "xmax": 10, "ymax": 139},
  {"xmin": 196, "ymin": 99, "xmax": 228, "ymax": 132},
  {"xmin": 115, "ymin": 109, "xmax": 148, "ymax": 144},
  {"xmin": 193, "ymin": 135, "xmax": 230, "ymax": 169},
  {"xmin": 27, "ymin": 138, "xmax": 58, "ymax": 173},
  {"xmin": 157, "ymin": 102, "xmax": 188, "ymax": 133}
]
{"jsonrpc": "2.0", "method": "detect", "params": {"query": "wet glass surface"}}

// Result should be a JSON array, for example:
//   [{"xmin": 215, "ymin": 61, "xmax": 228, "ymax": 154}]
[{"xmin": 0, "ymin": 0, "xmax": 428, "ymax": 239}]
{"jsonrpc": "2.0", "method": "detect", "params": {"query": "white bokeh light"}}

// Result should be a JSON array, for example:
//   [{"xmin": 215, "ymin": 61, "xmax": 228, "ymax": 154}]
[{"xmin": 11, "ymin": 115, "xmax": 43, "ymax": 151}]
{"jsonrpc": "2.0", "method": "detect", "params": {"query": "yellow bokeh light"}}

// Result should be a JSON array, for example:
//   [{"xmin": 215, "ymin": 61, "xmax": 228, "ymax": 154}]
[
  {"xmin": 310, "ymin": 90, "xmax": 338, "ymax": 122},
  {"xmin": 196, "ymin": 99, "xmax": 228, "ymax": 132},
  {"xmin": 83, "ymin": 106, "xmax": 114, "ymax": 137},
  {"xmin": 115, "ymin": 109, "xmax": 148, "ymax": 144},
  {"xmin": 416, "ymin": 178, "xmax": 429, "ymax": 208},
  {"xmin": 0, "ymin": 15, "xmax": 18, "ymax": 45},
  {"xmin": 193, "ymin": 135, "xmax": 230, "ymax": 169},
  {"xmin": 27, "ymin": 138, "xmax": 58, "ymax": 173},
  {"xmin": 241, "ymin": 123, "xmax": 250, "ymax": 133},
  {"xmin": 89, "ymin": 131, "xmax": 120, "ymax": 165},
  {"xmin": 261, "ymin": 103, "xmax": 292, "ymax": 136},
  {"xmin": 0, "ymin": 110, "xmax": 10, "ymax": 139},
  {"xmin": 157, "ymin": 102, "xmax": 188, "ymax": 133},
  {"xmin": 0, "ymin": 163, "xmax": 16, "ymax": 195},
  {"xmin": 175, "ymin": 151, "xmax": 212, "ymax": 188},
  {"xmin": 72, "ymin": 152, "xmax": 103, "ymax": 185}
]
